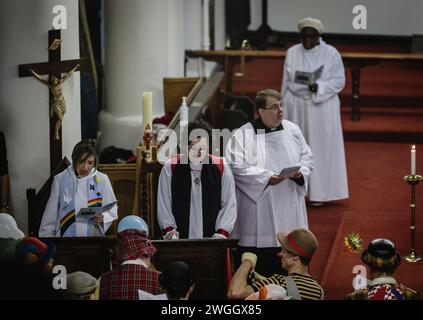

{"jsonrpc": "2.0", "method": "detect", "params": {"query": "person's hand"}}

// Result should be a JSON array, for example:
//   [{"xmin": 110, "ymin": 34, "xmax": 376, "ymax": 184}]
[
  {"xmin": 309, "ymin": 83, "xmax": 318, "ymax": 93},
  {"xmin": 212, "ymin": 233, "xmax": 227, "ymax": 239},
  {"xmin": 291, "ymin": 170, "xmax": 303, "ymax": 179},
  {"xmin": 268, "ymin": 175, "xmax": 284, "ymax": 186},
  {"xmin": 91, "ymin": 213, "xmax": 104, "ymax": 225},
  {"xmin": 164, "ymin": 230, "xmax": 179, "ymax": 240},
  {"xmin": 242, "ymin": 252, "xmax": 257, "ymax": 269}
]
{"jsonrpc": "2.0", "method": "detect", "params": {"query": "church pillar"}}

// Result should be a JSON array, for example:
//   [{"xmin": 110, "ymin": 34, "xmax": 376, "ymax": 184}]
[
  {"xmin": 99, "ymin": 0, "xmax": 185, "ymax": 152},
  {"xmin": 0, "ymin": 0, "xmax": 81, "ymax": 232}
]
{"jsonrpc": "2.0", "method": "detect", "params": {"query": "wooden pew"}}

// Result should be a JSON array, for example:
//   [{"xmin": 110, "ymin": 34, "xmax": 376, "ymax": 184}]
[
  {"xmin": 44, "ymin": 236, "xmax": 237, "ymax": 299},
  {"xmin": 185, "ymin": 49, "xmax": 423, "ymax": 121}
]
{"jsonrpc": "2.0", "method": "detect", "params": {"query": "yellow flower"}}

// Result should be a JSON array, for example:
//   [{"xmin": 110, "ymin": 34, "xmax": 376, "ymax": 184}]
[{"xmin": 344, "ymin": 232, "xmax": 362, "ymax": 253}]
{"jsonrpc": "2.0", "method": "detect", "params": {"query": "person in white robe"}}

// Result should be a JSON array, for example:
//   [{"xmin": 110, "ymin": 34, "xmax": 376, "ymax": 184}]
[
  {"xmin": 281, "ymin": 17, "xmax": 349, "ymax": 205},
  {"xmin": 157, "ymin": 123, "xmax": 237, "ymax": 240},
  {"xmin": 39, "ymin": 140, "xmax": 117, "ymax": 237},
  {"xmin": 226, "ymin": 89, "xmax": 313, "ymax": 276}
]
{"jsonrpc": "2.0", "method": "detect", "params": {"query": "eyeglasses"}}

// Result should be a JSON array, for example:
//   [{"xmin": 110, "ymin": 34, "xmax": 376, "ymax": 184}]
[{"xmin": 263, "ymin": 101, "xmax": 284, "ymax": 112}]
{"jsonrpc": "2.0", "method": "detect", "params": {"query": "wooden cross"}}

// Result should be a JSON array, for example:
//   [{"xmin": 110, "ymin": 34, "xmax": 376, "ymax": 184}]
[{"xmin": 18, "ymin": 29, "xmax": 90, "ymax": 173}]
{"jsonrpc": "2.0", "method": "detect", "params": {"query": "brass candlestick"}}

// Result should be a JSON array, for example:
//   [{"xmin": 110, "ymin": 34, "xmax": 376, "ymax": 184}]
[{"xmin": 403, "ymin": 174, "xmax": 422, "ymax": 262}]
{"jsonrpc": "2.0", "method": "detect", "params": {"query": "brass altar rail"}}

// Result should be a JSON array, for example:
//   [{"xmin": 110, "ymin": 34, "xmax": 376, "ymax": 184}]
[{"xmin": 186, "ymin": 50, "xmax": 423, "ymax": 121}]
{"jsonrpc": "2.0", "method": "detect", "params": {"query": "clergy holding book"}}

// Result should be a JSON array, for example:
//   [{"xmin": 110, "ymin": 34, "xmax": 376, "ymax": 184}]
[
  {"xmin": 281, "ymin": 17, "xmax": 349, "ymax": 207},
  {"xmin": 39, "ymin": 139, "xmax": 118, "ymax": 237},
  {"xmin": 157, "ymin": 122, "xmax": 237, "ymax": 240},
  {"xmin": 225, "ymin": 89, "xmax": 314, "ymax": 276}
]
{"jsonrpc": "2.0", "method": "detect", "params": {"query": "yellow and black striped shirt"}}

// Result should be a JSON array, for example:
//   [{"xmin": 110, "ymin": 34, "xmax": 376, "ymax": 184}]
[{"xmin": 251, "ymin": 273, "xmax": 323, "ymax": 300}]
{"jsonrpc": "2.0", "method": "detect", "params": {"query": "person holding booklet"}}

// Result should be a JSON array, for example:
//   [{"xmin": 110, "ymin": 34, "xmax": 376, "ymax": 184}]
[
  {"xmin": 39, "ymin": 139, "xmax": 118, "ymax": 237},
  {"xmin": 281, "ymin": 17, "xmax": 349, "ymax": 207},
  {"xmin": 226, "ymin": 89, "xmax": 313, "ymax": 276}
]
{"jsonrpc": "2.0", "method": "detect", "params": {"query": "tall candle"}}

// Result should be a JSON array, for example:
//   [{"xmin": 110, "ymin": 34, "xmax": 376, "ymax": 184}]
[
  {"xmin": 411, "ymin": 145, "xmax": 416, "ymax": 175},
  {"xmin": 142, "ymin": 91, "xmax": 153, "ymax": 134}
]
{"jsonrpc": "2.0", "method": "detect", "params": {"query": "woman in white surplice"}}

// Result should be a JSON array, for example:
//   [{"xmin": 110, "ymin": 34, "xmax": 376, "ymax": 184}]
[
  {"xmin": 282, "ymin": 17, "xmax": 349, "ymax": 206},
  {"xmin": 39, "ymin": 140, "xmax": 117, "ymax": 237},
  {"xmin": 225, "ymin": 89, "xmax": 313, "ymax": 276},
  {"xmin": 157, "ymin": 123, "xmax": 237, "ymax": 240}
]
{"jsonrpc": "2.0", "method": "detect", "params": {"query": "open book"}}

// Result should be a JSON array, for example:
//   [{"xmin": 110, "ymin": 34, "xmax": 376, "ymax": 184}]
[
  {"xmin": 138, "ymin": 289, "xmax": 168, "ymax": 300},
  {"xmin": 294, "ymin": 65, "xmax": 324, "ymax": 85},
  {"xmin": 277, "ymin": 166, "xmax": 301, "ymax": 179},
  {"xmin": 77, "ymin": 200, "xmax": 118, "ymax": 217}
]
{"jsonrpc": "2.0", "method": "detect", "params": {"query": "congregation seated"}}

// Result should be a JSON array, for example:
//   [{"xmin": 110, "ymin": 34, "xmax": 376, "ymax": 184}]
[
  {"xmin": 99, "ymin": 215, "xmax": 164, "ymax": 300},
  {"xmin": 228, "ymin": 228, "xmax": 324, "ymax": 300},
  {"xmin": 346, "ymin": 238, "xmax": 420, "ymax": 300}
]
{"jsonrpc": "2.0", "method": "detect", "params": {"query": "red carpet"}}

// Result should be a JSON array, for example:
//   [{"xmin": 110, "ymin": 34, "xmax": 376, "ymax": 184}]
[
  {"xmin": 307, "ymin": 142, "xmax": 423, "ymax": 299},
  {"xmin": 320, "ymin": 211, "xmax": 423, "ymax": 300}
]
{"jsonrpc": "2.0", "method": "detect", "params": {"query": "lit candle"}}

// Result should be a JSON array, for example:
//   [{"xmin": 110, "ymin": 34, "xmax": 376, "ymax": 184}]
[
  {"xmin": 142, "ymin": 91, "xmax": 153, "ymax": 134},
  {"xmin": 411, "ymin": 145, "xmax": 416, "ymax": 175}
]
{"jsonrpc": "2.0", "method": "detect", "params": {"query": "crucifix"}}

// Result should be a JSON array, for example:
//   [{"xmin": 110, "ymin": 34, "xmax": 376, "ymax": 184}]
[{"xmin": 18, "ymin": 29, "xmax": 90, "ymax": 173}]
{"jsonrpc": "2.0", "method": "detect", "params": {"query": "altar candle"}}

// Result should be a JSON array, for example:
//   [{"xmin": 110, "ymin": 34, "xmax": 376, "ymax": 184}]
[
  {"xmin": 142, "ymin": 91, "xmax": 152, "ymax": 134},
  {"xmin": 411, "ymin": 145, "xmax": 416, "ymax": 175}
]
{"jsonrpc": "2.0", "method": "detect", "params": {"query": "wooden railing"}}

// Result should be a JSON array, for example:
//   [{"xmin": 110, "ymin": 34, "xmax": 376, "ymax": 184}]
[{"xmin": 186, "ymin": 50, "xmax": 423, "ymax": 121}]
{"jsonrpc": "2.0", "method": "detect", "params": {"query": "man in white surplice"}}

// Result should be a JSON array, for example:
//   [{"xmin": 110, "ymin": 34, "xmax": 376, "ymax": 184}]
[
  {"xmin": 157, "ymin": 123, "xmax": 237, "ymax": 240},
  {"xmin": 282, "ymin": 17, "xmax": 349, "ymax": 206},
  {"xmin": 226, "ymin": 89, "xmax": 313, "ymax": 276}
]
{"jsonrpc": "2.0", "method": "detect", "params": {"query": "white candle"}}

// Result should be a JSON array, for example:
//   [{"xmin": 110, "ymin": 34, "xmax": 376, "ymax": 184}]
[
  {"xmin": 411, "ymin": 145, "xmax": 416, "ymax": 175},
  {"xmin": 142, "ymin": 91, "xmax": 153, "ymax": 134}
]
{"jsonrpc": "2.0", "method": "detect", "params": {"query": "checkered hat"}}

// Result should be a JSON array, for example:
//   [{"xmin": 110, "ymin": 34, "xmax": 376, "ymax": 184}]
[
  {"xmin": 361, "ymin": 238, "xmax": 401, "ymax": 270},
  {"xmin": 117, "ymin": 229, "xmax": 157, "ymax": 263}
]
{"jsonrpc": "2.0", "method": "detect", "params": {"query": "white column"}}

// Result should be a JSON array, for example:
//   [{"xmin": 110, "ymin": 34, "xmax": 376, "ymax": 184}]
[
  {"xmin": 100, "ymin": 0, "xmax": 185, "ymax": 152},
  {"xmin": 0, "ymin": 0, "xmax": 80, "ymax": 233}
]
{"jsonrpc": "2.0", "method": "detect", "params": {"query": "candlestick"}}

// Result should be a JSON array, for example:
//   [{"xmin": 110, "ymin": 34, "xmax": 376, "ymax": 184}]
[
  {"xmin": 411, "ymin": 145, "xmax": 416, "ymax": 176},
  {"xmin": 142, "ymin": 91, "xmax": 152, "ymax": 136},
  {"xmin": 403, "ymin": 174, "xmax": 422, "ymax": 263}
]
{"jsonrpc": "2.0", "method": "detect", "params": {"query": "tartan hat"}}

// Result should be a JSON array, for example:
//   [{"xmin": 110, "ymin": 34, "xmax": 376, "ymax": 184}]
[
  {"xmin": 117, "ymin": 229, "xmax": 157, "ymax": 263},
  {"xmin": 15, "ymin": 237, "xmax": 55, "ymax": 268},
  {"xmin": 361, "ymin": 239, "xmax": 401, "ymax": 270},
  {"xmin": 277, "ymin": 228, "xmax": 318, "ymax": 259}
]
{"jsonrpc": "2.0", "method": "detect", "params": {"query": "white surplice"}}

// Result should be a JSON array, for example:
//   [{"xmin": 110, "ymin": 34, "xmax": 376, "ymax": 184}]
[
  {"xmin": 156, "ymin": 160, "xmax": 237, "ymax": 239},
  {"xmin": 282, "ymin": 39, "xmax": 349, "ymax": 202},
  {"xmin": 39, "ymin": 167, "xmax": 118, "ymax": 237},
  {"xmin": 225, "ymin": 120, "xmax": 313, "ymax": 248}
]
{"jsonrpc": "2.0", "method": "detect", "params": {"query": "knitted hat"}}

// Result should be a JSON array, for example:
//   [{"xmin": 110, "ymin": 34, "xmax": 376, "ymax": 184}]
[
  {"xmin": 117, "ymin": 229, "xmax": 157, "ymax": 263},
  {"xmin": 66, "ymin": 271, "xmax": 98, "ymax": 296},
  {"xmin": 297, "ymin": 17, "xmax": 324, "ymax": 34},
  {"xmin": 361, "ymin": 239, "xmax": 401, "ymax": 270},
  {"xmin": 15, "ymin": 237, "xmax": 55, "ymax": 268},
  {"xmin": 277, "ymin": 228, "xmax": 318, "ymax": 259}
]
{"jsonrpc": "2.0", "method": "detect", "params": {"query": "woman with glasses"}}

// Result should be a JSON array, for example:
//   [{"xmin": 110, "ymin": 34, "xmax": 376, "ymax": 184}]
[
  {"xmin": 281, "ymin": 17, "xmax": 349, "ymax": 207},
  {"xmin": 226, "ymin": 89, "xmax": 314, "ymax": 276}
]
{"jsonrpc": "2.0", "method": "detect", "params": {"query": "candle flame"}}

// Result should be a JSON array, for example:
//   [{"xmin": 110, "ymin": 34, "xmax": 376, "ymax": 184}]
[{"xmin": 412, "ymin": 145, "xmax": 416, "ymax": 151}]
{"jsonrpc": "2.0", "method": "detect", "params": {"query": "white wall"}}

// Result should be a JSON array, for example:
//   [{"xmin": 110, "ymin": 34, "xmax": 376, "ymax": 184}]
[
  {"xmin": 0, "ymin": 0, "xmax": 81, "ymax": 233},
  {"xmin": 248, "ymin": 0, "xmax": 423, "ymax": 36}
]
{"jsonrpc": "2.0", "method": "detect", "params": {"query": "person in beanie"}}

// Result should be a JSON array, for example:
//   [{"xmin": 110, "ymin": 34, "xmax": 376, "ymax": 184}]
[
  {"xmin": 64, "ymin": 271, "xmax": 98, "ymax": 300},
  {"xmin": 15, "ymin": 237, "xmax": 55, "ymax": 273},
  {"xmin": 228, "ymin": 228, "xmax": 323, "ymax": 300},
  {"xmin": 159, "ymin": 261, "xmax": 195, "ymax": 300},
  {"xmin": 346, "ymin": 238, "xmax": 420, "ymax": 300},
  {"xmin": 99, "ymin": 226, "xmax": 163, "ymax": 299}
]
